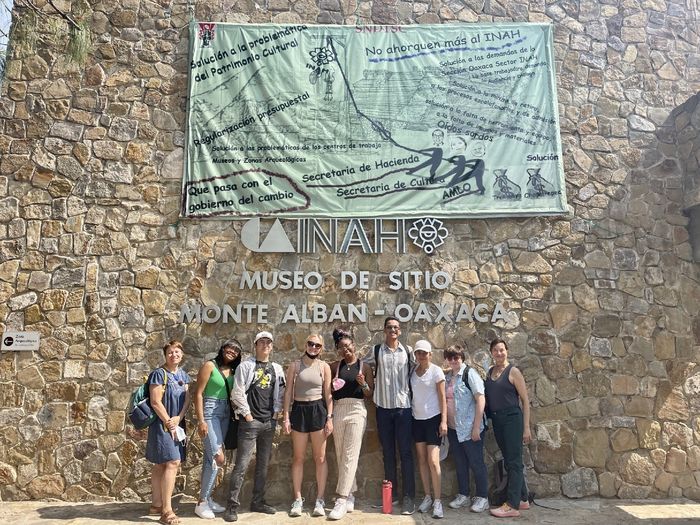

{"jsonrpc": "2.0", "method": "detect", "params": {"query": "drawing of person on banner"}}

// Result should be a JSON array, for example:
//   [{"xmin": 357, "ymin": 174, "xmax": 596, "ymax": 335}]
[
  {"xmin": 450, "ymin": 136, "xmax": 467, "ymax": 153},
  {"xmin": 404, "ymin": 129, "xmax": 445, "ymax": 182},
  {"xmin": 469, "ymin": 141, "xmax": 487, "ymax": 158},
  {"xmin": 307, "ymin": 44, "xmax": 337, "ymax": 102}
]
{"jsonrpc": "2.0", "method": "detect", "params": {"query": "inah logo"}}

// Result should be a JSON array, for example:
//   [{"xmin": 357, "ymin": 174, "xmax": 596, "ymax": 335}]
[
  {"xmin": 241, "ymin": 218, "xmax": 449, "ymax": 255},
  {"xmin": 241, "ymin": 218, "xmax": 294, "ymax": 252}
]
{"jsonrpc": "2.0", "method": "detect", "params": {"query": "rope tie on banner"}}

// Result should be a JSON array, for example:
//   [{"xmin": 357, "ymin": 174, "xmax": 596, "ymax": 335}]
[{"xmin": 187, "ymin": 0, "xmax": 194, "ymax": 22}]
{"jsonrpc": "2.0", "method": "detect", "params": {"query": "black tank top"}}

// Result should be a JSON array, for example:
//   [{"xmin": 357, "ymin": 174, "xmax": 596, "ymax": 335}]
[
  {"xmin": 331, "ymin": 360, "xmax": 364, "ymax": 400},
  {"xmin": 484, "ymin": 364, "xmax": 519, "ymax": 412}
]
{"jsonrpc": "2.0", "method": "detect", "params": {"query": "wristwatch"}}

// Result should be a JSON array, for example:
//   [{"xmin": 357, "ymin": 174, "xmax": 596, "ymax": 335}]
[{"xmin": 327, "ymin": 414, "xmax": 334, "ymax": 419}]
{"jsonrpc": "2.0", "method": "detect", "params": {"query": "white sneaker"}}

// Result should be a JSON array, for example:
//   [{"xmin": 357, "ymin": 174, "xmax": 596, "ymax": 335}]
[
  {"xmin": 470, "ymin": 496, "xmax": 490, "ymax": 513},
  {"xmin": 208, "ymin": 498, "xmax": 225, "ymax": 513},
  {"xmin": 418, "ymin": 495, "xmax": 433, "ymax": 513},
  {"xmin": 195, "ymin": 501, "xmax": 215, "ymax": 519},
  {"xmin": 346, "ymin": 494, "xmax": 355, "ymax": 513},
  {"xmin": 312, "ymin": 498, "xmax": 325, "ymax": 517},
  {"xmin": 289, "ymin": 498, "xmax": 303, "ymax": 517},
  {"xmin": 432, "ymin": 499, "xmax": 444, "ymax": 519},
  {"xmin": 449, "ymin": 494, "xmax": 469, "ymax": 509},
  {"xmin": 328, "ymin": 498, "xmax": 347, "ymax": 520}
]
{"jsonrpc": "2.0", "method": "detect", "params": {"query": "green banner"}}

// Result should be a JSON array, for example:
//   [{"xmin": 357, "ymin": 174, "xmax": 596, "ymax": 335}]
[{"xmin": 184, "ymin": 23, "xmax": 566, "ymax": 218}]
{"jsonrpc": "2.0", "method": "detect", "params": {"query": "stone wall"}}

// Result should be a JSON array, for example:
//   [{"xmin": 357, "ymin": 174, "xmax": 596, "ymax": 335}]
[{"xmin": 0, "ymin": 0, "xmax": 699, "ymax": 504}]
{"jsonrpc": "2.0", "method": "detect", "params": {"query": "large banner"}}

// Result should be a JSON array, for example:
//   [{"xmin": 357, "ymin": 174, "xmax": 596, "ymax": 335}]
[{"xmin": 183, "ymin": 23, "xmax": 566, "ymax": 218}]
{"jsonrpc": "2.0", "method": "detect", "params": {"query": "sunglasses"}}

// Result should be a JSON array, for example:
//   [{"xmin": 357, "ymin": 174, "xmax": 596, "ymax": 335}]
[
  {"xmin": 385, "ymin": 325, "xmax": 400, "ymax": 331},
  {"xmin": 445, "ymin": 356, "xmax": 461, "ymax": 361},
  {"xmin": 306, "ymin": 341, "xmax": 322, "ymax": 349}
]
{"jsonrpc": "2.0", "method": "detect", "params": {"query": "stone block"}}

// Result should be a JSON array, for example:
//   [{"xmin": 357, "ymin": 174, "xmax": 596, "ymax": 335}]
[
  {"xmin": 617, "ymin": 481, "xmax": 652, "ymax": 499},
  {"xmin": 534, "ymin": 442, "xmax": 573, "ymax": 474},
  {"xmin": 528, "ymin": 328, "xmax": 559, "ymax": 354},
  {"xmin": 665, "ymin": 447, "xmax": 687, "ymax": 473},
  {"xmin": 619, "ymin": 452, "xmax": 656, "ymax": 485},
  {"xmin": 611, "ymin": 375, "xmax": 639, "ymax": 395},
  {"xmin": 688, "ymin": 446, "xmax": 700, "ymax": 471},
  {"xmin": 611, "ymin": 428, "xmax": 638, "ymax": 452},
  {"xmin": 574, "ymin": 429, "xmax": 609, "ymax": 468},
  {"xmin": 561, "ymin": 467, "xmax": 599, "ymax": 498},
  {"xmin": 653, "ymin": 332, "xmax": 676, "ymax": 360},
  {"xmin": 655, "ymin": 383, "xmax": 689, "ymax": 421},
  {"xmin": 637, "ymin": 420, "xmax": 661, "ymax": 449},
  {"xmin": 590, "ymin": 337, "xmax": 612, "ymax": 357},
  {"xmin": 661, "ymin": 422, "xmax": 694, "ymax": 448}
]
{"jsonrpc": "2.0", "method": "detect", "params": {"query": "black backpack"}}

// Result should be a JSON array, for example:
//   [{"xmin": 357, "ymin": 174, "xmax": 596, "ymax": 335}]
[
  {"xmin": 491, "ymin": 458, "xmax": 535, "ymax": 506},
  {"xmin": 462, "ymin": 365, "xmax": 489, "ymax": 431}
]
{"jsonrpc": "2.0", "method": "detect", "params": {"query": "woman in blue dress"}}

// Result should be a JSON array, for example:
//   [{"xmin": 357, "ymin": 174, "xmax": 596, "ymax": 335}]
[{"xmin": 147, "ymin": 340, "xmax": 191, "ymax": 525}]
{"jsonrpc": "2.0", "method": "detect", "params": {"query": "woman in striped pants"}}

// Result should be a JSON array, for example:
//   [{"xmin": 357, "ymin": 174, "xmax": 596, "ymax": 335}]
[{"xmin": 327, "ymin": 328, "xmax": 374, "ymax": 520}]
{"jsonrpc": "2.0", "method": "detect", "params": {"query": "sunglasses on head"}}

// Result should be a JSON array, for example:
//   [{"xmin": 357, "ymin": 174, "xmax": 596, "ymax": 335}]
[{"xmin": 306, "ymin": 341, "xmax": 322, "ymax": 349}]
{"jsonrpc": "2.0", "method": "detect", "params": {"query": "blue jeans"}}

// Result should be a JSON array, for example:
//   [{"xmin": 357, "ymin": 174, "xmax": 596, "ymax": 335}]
[
  {"xmin": 447, "ymin": 427, "xmax": 488, "ymax": 498},
  {"xmin": 376, "ymin": 406, "xmax": 415, "ymax": 499},
  {"xmin": 200, "ymin": 397, "xmax": 230, "ymax": 501}
]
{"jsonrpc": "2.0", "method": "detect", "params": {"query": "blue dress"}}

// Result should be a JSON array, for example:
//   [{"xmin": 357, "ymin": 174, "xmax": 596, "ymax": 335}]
[{"xmin": 145, "ymin": 367, "xmax": 190, "ymax": 464}]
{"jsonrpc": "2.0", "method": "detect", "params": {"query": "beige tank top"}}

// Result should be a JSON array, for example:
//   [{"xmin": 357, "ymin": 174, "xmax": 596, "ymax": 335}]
[{"xmin": 294, "ymin": 360, "xmax": 323, "ymax": 401}]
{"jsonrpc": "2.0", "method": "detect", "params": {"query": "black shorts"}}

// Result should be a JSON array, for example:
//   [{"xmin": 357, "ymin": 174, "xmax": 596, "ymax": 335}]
[
  {"xmin": 290, "ymin": 399, "xmax": 327, "ymax": 433},
  {"xmin": 412, "ymin": 413, "xmax": 442, "ymax": 445}
]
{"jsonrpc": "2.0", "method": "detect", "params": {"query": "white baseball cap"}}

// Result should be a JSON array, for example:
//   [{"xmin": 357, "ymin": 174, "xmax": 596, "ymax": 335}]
[
  {"xmin": 414, "ymin": 340, "xmax": 432, "ymax": 353},
  {"xmin": 254, "ymin": 331, "xmax": 273, "ymax": 343}
]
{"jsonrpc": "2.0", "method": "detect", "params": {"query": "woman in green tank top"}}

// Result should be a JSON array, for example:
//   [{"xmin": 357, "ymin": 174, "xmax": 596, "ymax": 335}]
[{"xmin": 193, "ymin": 339, "xmax": 242, "ymax": 519}]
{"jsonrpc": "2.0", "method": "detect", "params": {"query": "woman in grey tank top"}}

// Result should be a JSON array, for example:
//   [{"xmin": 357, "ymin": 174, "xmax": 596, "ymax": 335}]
[{"xmin": 282, "ymin": 334, "xmax": 334, "ymax": 518}]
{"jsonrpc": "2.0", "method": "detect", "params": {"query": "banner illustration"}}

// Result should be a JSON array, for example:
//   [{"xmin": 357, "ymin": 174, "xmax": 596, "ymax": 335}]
[{"xmin": 184, "ymin": 23, "xmax": 567, "ymax": 218}]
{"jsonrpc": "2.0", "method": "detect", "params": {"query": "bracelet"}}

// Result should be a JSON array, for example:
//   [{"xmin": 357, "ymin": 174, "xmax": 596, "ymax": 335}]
[
  {"xmin": 361, "ymin": 383, "xmax": 369, "ymax": 391},
  {"xmin": 327, "ymin": 414, "xmax": 333, "ymax": 420}
]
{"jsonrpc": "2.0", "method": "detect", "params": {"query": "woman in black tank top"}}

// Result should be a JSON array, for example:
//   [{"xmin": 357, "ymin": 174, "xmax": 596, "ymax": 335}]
[
  {"xmin": 484, "ymin": 338, "xmax": 531, "ymax": 518},
  {"xmin": 327, "ymin": 327, "xmax": 374, "ymax": 520}
]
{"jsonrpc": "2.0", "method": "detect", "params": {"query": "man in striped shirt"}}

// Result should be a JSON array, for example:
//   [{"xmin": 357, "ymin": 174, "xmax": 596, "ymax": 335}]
[{"xmin": 364, "ymin": 316, "xmax": 416, "ymax": 514}]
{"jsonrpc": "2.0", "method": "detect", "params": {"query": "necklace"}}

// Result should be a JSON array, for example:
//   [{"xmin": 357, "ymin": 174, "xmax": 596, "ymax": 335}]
[
  {"xmin": 344, "ymin": 358, "xmax": 357, "ymax": 370},
  {"xmin": 492, "ymin": 365, "xmax": 507, "ymax": 379}
]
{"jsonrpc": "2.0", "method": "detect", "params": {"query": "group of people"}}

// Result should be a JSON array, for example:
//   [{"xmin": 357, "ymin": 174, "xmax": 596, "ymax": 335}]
[{"xmin": 145, "ymin": 318, "xmax": 530, "ymax": 525}]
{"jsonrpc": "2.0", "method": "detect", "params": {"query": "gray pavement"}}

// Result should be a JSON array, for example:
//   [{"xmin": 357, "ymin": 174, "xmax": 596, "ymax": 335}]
[{"xmin": 1, "ymin": 498, "xmax": 700, "ymax": 525}]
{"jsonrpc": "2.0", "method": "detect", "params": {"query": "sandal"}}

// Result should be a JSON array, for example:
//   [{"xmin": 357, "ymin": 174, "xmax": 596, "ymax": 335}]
[
  {"xmin": 150, "ymin": 505, "xmax": 178, "ymax": 515},
  {"xmin": 159, "ymin": 511, "xmax": 180, "ymax": 525}
]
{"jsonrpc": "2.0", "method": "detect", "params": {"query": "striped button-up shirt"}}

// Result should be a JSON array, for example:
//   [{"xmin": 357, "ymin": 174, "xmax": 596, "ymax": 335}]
[{"xmin": 363, "ymin": 342, "xmax": 414, "ymax": 409}]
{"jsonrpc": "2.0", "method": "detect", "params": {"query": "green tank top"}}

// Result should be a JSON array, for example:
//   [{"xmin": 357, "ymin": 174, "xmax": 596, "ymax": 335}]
[{"xmin": 203, "ymin": 362, "xmax": 234, "ymax": 400}]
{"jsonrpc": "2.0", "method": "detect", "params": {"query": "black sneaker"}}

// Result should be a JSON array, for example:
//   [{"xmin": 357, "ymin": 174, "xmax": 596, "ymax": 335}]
[
  {"xmin": 250, "ymin": 500, "xmax": 277, "ymax": 514},
  {"xmin": 223, "ymin": 504, "xmax": 238, "ymax": 522},
  {"xmin": 401, "ymin": 496, "xmax": 415, "ymax": 515}
]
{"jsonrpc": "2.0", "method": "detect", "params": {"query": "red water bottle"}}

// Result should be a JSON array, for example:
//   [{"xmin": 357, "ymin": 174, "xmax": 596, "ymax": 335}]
[{"xmin": 382, "ymin": 480, "xmax": 393, "ymax": 514}]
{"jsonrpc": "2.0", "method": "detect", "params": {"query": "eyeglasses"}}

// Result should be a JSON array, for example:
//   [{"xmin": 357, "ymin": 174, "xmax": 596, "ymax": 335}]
[
  {"xmin": 385, "ymin": 325, "xmax": 400, "ymax": 331},
  {"xmin": 306, "ymin": 341, "xmax": 322, "ymax": 349}
]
